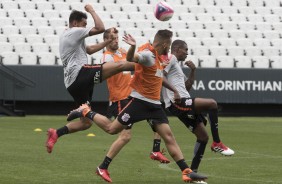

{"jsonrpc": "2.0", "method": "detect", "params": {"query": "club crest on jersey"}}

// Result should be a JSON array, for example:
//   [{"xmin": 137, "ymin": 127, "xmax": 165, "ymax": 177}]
[
  {"xmin": 185, "ymin": 99, "xmax": 193, "ymax": 106},
  {"xmin": 121, "ymin": 113, "xmax": 130, "ymax": 122},
  {"xmin": 155, "ymin": 69, "xmax": 163, "ymax": 78}
]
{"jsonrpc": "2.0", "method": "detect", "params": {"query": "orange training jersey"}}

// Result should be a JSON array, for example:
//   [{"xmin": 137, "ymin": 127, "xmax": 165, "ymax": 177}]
[
  {"xmin": 103, "ymin": 49, "xmax": 132, "ymax": 102},
  {"xmin": 130, "ymin": 43, "xmax": 164, "ymax": 101}
]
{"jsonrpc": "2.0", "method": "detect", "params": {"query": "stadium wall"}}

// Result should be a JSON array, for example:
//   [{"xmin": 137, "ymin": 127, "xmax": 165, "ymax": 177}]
[{"xmin": 0, "ymin": 65, "xmax": 281, "ymax": 116}]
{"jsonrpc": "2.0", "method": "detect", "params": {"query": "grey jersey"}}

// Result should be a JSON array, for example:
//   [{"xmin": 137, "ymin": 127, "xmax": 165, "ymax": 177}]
[
  {"xmin": 162, "ymin": 54, "xmax": 191, "ymax": 108},
  {"xmin": 59, "ymin": 27, "xmax": 92, "ymax": 88}
]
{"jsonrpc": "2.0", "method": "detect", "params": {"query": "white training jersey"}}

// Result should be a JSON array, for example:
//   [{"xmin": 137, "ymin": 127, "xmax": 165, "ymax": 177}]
[
  {"xmin": 162, "ymin": 54, "xmax": 191, "ymax": 108},
  {"xmin": 59, "ymin": 27, "xmax": 92, "ymax": 88}
]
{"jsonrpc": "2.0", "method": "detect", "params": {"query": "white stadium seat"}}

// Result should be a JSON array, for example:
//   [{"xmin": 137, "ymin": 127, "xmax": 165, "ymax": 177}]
[
  {"xmin": 38, "ymin": 52, "xmax": 56, "ymax": 65},
  {"xmin": 218, "ymin": 38, "xmax": 236, "ymax": 47},
  {"xmin": 19, "ymin": 26, "xmax": 37, "ymax": 35},
  {"xmin": 0, "ymin": 17, "xmax": 13, "ymax": 27},
  {"xmin": 19, "ymin": 1, "xmax": 35, "ymax": 9},
  {"xmin": 263, "ymin": 47, "xmax": 281, "ymax": 57},
  {"xmin": 49, "ymin": 18, "xmax": 67, "ymax": 28},
  {"xmin": 44, "ymin": 35, "xmax": 59, "ymax": 44},
  {"xmin": 43, "ymin": 10, "xmax": 61, "ymax": 19},
  {"xmin": 8, "ymin": 9, "xmax": 24, "ymax": 19},
  {"xmin": 185, "ymin": 37, "xmax": 202, "ymax": 47},
  {"xmin": 226, "ymin": 46, "xmax": 245, "ymax": 57},
  {"xmin": 244, "ymin": 46, "xmax": 262, "ymax": 57},
  {"xmin": 8, "ymin": 34, "xmax": 25, "ymax": 44},
  {"xmin": 0, "ymin": 35, "xmax": 7, "ymax": 42},
  {"xmin": 31, "ymin": 17, "xmax": 49, "ymax": 27},
  {"xmin": 202, "ymin": 38, "xmax": 219, "ymax": 47},
  {"xmin": 1, "ymin": 52, "xmax": 19, "ymax": 65},
  {"xmin": 54, "ymin": 3, "xmax": 70, "ymax": 12},
  {"xmin": 211, "ymin": 30, "xmax": 229, "ymax": 39},
  {"xmin": 32, "ymin": 43, "xmax": 50, "ymax": 53},
  {"xmin": 19, "ymin": 52, "xmax": 38, "ymax": 65},
  {"xmin": 198, "ymin": 55, "xmax": 217, "ymax": 68},
  {"xmin": 36, "ymin": 2, "xmax": 53, "ymax": 11},
  {"xmin": 210, "ymin": 46, "xmax": 227, "ymax": 56},
  {"xmin": 50, "ymin": 44, "xmax": 60, "ymax": 56},
  {"xmin": 191, "ymin": 46, "xmax": 210, "ymax": 56},
  {"xmin": 2, "ymin": 25, "xmax": 19, "ymax": 35},
  {"xmin": 25, "ymin": 9, "xmax": 42, "ymax": 19},
  {"xmin": 270, "ymin": 56, "xmax": 282, "ymax": 69},
  {"xmin": 217, "ymin": 56, "xmax": 235, "ymax": 68},
  {"xmin": 236, "ymin": 38, "xmax": 254, "ymax": 47},
  {"xmin": 26, "ymin": 34, "xmax": 43, "ymax": 44},
  {"xmin": 252, "ymin": 56, "xmax": 270, "ymax": 68},
  {"xmin": 14, "ymin": 17, "xmax": 30, "ymax": 27},
  {"xmin": 14, "ymin": 42, "xmax": 31, "ymax": 53},
  {"xmin": 253, "ymin": 39, "xmax": 271, "ymax": 47},
  {"xmin": 271, "ymin": 39, "xmax": 282, "ymax": 47},
  {"xmin": 37, "ymin": 26, "xmax": 54, "ymax": 36},
  {"xmin": 235, "ymin": 56, "xmax": 252, "ymax": 68},
  {"xmin": 1, "ymin": 1, "xmax": 18, "ymax": 9}
]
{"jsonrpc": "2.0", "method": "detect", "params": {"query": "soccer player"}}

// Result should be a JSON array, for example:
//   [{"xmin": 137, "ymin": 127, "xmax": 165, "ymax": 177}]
[
  {"xmin": 162, "ymin": 39, "xmax": 234, "ymax": 172},
  {"xmin": 67, "ymin": 30, "xmax": 207, "ymax": 183},
  {"xmin": 96, "ymin": 28, "xmax": 169, "ymax": 182},
  {"xmin": 46, "ymin": 5, "xmax": 135, "ymax": 153}
]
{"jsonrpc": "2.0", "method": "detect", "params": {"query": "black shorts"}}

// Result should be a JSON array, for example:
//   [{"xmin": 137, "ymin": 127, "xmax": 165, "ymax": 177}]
[
  {"xmin": 67, "ymin": 64, "xmax": 103, "ymax": 106},
  {"xmin": 117, "ymin": 97, "xmax": 169, "ymax": 129},
  {"xmin": 168, "ymin": 98, "xmax": 206, "ymax": 132},
  {"xmin": 107, "ymin": 98, "xmax": 131, "ymax": 119}
]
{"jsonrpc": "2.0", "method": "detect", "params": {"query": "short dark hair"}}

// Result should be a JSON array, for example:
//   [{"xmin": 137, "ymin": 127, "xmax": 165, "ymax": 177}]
[
  {"xmin": 103, "ymin": 28, "xmax": 119, "ymax": 40},
  {"xmin": 154, "ymin": 29, "xmax": 173, "ymax": 42},
  {"xmin": 171, "ymin": 40, "xmax": 187, "ymax": 51},
  {"xmin": 69, "ymin": 10, "xmax": 87, "ymax": 23}
]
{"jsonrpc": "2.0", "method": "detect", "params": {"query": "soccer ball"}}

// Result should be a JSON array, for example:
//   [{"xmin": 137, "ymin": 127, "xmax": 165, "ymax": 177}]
[{"xmin": 154, "ymin": 1, "xmax": 174, "ymax": 21}]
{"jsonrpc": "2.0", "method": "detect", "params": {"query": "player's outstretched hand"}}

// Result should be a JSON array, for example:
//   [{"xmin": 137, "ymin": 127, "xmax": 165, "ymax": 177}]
[{"xmin": 123, "ymin": 34, "xmax": 136, "ymax": 46}]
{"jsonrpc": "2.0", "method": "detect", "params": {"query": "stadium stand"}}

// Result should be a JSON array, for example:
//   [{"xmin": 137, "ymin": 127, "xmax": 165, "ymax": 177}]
[{"xmin": 0, "ymin": 0, "xmax": 281, "ymax": 68}]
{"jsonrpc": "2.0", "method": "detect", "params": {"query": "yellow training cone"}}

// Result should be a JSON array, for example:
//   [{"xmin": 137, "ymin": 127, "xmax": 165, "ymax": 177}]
[
  {"xmin": 34, "ymin": 128, "xmax": 42, "ymax": 132},
  {"xmin": 87, "ymin": 133, "xmax": 95, "ymax": 137}
]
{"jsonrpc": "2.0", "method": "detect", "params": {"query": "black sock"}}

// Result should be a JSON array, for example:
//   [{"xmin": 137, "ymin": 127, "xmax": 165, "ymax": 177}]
[
  {"xmin": 56, "ymin": 126, "xmax": 69, "ymax": 137},
  {"xmin": 176, "ymin": 159, "xmax": 189, "ymax": 171},
  {"xmin": 99, "ymin": 156, "xmax": 112, "ymax": 169},
  {"xmin": 208, "ymin": 109, "xmax": 220, "ymax": 143},
  {"xmin": 86, "ymin": 111, "xmax": 97, "ymax": 120},
  {"xmin": 191, "ymin": 140, "xmax": 207, "ymax": 172},
  {"xmin": 152, "ymin": 139, "xmax": 161, "ymax": 152}
]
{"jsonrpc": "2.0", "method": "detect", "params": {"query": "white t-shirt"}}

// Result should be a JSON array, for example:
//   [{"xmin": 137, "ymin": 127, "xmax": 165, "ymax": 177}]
[
  {"xmin": 59, "ymin": 27, "xmax": 92, "ymax": 88},
  {"xmin": 162, "ymin": 54, "xmax": 191, "ymax": 108}
]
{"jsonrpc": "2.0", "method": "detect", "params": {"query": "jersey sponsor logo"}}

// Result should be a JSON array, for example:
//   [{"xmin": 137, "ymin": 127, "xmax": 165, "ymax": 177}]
[
  {"xmin": 155, "ymin": 69, "xmax": 163, "ymax": 78},
  {"xmin": 94, "ymin": 71, "xmax": 101, "ymax": 84},
  {"xmin": 121, "ymin": 113, "xmax": 130, "ymax": 122},
  {"xmin": 185, "ymin": 99, "xmax": 193, "ymax": 106}
]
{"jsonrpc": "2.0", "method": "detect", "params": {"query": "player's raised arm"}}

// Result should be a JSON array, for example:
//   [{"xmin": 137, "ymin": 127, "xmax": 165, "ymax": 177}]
[
  {"xmin": 123, "ymin": 34, "xmax": 138, "ymax": 62},
  {"xmin": 184, "ymin": 60, "xmax": 196, "ymax": 91},
  {"xmin": 85, "ymin": 4, "xmax": 105, "ymax": 36},
  {"xmin": 86, "ymin": 28, "xmax": 117, "ymax": 54}
]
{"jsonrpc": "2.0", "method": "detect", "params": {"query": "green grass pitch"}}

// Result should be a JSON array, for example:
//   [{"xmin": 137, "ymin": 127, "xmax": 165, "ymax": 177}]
[{"xmin": 0, "ymin": 116, "xmax": 282, "ymax": 184}]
